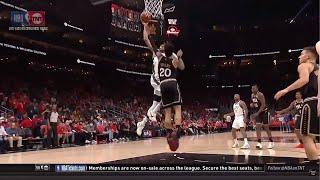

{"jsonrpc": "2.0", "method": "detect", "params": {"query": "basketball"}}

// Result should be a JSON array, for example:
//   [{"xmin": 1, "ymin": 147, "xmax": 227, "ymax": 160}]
[{"xmin": 140, "ymin": 11, "xmax": 152, "ymax": 23}]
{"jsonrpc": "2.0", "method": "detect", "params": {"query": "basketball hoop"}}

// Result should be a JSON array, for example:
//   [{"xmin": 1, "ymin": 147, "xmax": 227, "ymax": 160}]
[{"xmin": 144, "ymin": 0, "xmax": 164, "ymax": 20}]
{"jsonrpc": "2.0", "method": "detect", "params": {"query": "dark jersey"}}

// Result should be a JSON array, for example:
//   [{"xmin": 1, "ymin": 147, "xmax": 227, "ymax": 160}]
[
  {"xmin": 251, "ymin": 92, "xmax": 267, "ymax": 112},
  {"xmin": 302, "ymin": 64, "xmax": 318, "ymax": 98},
  {"xmin": 293, "ymin": 100, "xmax": 303, "ymax": 115},
  {"xmin": 158, "ymin": 55, "xmax": 177, "ymax": 82}
]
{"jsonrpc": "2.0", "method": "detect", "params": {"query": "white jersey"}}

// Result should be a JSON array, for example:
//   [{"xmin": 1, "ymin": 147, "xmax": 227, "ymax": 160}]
[
  {"xmin": 233, "ymin": 101, "xmax": 244, "ymax": 117},
  {"xmin": 151, "ymin": 56, "xmax": 160, "ymax": 84}
]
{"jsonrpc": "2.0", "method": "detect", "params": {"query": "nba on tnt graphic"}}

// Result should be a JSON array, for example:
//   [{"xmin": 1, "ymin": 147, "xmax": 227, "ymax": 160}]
[{"xmin": 9, "ymin": 11, "xmax": 48, "ymax": 31}]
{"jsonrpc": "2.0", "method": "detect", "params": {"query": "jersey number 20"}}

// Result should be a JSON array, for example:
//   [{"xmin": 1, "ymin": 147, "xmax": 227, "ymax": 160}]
[{"xmin": 159, "ymin": 68, "xmax": 171, "ymax": 77}]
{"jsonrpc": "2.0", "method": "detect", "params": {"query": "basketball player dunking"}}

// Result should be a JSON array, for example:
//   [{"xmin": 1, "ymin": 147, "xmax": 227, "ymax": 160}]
[
  {"xmin": 224, "ymin": 94, "xmax": 250, "ymax": 149},
  {"xmin": 275, "ymin": 45, "xmax": 319, "ymax": 165},
  {"xmin": 276, "ymin": 91, "xmax": 304, "ymax": 148},
  {"xmin": 158, "ymin": 42, "xmax": 185, "ymax": 151},
  {"xmin": 250, "ymin": 85, "xmax": 274, "ymax": 149},
  {"xmin": 136, "ymin": 22, "xmax": 164, "ymax": 136}
]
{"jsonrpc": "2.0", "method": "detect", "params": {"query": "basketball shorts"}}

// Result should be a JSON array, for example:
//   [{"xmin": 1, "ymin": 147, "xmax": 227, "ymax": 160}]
[
  {"xmin": 150, "ymin": 76, "xmax": 161, "ymax": 97},
  {"xmin": 160, "ymin": 79, "xmax": 182, "ymax": 109},
  {"xmin": 255, "ymin": 110, "xmax": 269, "ymax": 125},
  {"xmin": 300, "ymin": 97, "xmax": 319, "ymax": 137},
  {"xmin": 232, "ymin": 116, "xmax": 246, "ymax": 129},
  {"xmin": 294, "ymin": 114, "xmax": 301, "ymax": 130}
]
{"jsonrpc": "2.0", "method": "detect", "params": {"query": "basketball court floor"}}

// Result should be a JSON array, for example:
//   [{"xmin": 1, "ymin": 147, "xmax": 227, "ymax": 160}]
[{"xmin": 0, "ymin": 131, "xmax": 318, "ymax": 164}]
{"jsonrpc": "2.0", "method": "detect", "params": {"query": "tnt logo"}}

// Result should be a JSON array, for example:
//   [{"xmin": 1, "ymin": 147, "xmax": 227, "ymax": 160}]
[{"xmin": 28, "ymin": 11, "xmax": 45, "ymax": 26}]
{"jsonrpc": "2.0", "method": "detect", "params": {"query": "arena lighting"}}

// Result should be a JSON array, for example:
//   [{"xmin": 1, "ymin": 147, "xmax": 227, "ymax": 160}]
[
  {"xmin": 233, "ymin": 51, "xmax": 280, "ymax": 57},
  {"xmin": 288, "ymin": 48, "xmax": 303, "ymax": 53},
  {"xmin": 114, "ymin": 40, "xmax": 149, "ymax": 49},
  {"xmin": 90, "ymin": 0, "xmax": 112, "ymax": 6},
  {"xmin": 116, "ymin": 68, "xmax": 151, "ymax": 76},
  {"xmin": 63, "ymin": 22, "xmax": 83, "ymax": 31},
  {"xmin": 76, "ymin": 59, "xmax": 95, "ymax": 66},
  {"xmin": 289, "ymin": 0, "xmax": 312, "ymax": 24},
  {"xmin": 0, "ymin": 1, "xmax": 27, "ymax": 12},
  {"xmin": 207, "ymin": 85, "xmax": 250, "ymax": 88},
  {"xmin": 209, "ymin": 55, "xmax": 227, "ymax": 58},
  {"xmin": 0, "ymin": 42, "xmax": 46, "ymax": 55}
]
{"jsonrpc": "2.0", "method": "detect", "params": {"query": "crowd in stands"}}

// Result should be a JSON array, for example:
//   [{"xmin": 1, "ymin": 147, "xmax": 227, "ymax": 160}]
[
  {"xmin": 0, "ymin": 84, "xmax": 237, "ymax": 154},
  {"xmin": 0, "ymin": 69, "xmax": 296, "ymax": 154}
]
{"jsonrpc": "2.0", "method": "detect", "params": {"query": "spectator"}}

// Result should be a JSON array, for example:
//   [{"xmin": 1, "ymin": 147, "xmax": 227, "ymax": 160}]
[
  {"xmin": 49, "ymin": 104, "xmax": 59, "ymax": 148},
  {"xmin": 20, "ymin": 114, "xmax": 33, "ymax": 138},
  {"xmin": 63, "ymin": 121, "xmax": 75, "ymax": 144},
  {"xmin": 26, "ymin": 102, "xmax": 36, "ymax": 119},
  {"xmin": 40, "ymin": 124, "xmax": 49, "ymax": 148},
  {"xmin": 57, "ymin": 122, "xmax": 66, "ymax": 146},
  {"xmin": 0, "ymin": 119, "xmax": 8, "ymax": 153},
  {"xmin": 6, "ymin": 122, "xmax": 23, "ymax": 150},
  {"xmin": 31, "ymin": 114, "xmax": 43, "ymax": 138},
  {"xmin": 84, "ymin": 121, "xmax": 96, "ymax": 144},
  {"xmin": 73, "ymin": 122, "xmax": 86, "ymax": 145},
  {"xmin": 110, "ymin": 121, "xmax": 119, "ymax": 142}
]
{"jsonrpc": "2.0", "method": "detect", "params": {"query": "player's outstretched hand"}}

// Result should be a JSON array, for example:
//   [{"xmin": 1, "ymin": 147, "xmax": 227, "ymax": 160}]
[
  {"xmin": 274, "ymin": 89, "xmax": 288, "ymax": 101},
  {"xmin": 177, "ymin": 49, "xmax": 183, "ymax": 58}
]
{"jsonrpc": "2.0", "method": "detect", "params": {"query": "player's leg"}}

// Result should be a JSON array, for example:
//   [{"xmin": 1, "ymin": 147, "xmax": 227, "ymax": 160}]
[
  {"xmin": 231, "ymin": 128, "xmax": 239, "ymax": 148},
  {"xmin": 264, "ymin": 124, "xmax": 274, "ymax": 149},
  {"xmin": 173, "ymin": 105, "xmax": 182, "ymax": 137},
  {"xmin": 300, "ymin": 100, "xmax": 319, "ymax": 164},
  {"xmin": 294, "ymin": 116, "xmax": 304, "ymax": 148},
  {"xmin": 258, "ymin": 112, "xmax": 274, "ymax": 149},
  {"xmin": 231, "ymin": 118, "xmax": 240, "ymax": 148},
  {"xmin": 255, "ymin": 122, "xmax": 263, "ymax": 149},
  {"xmin": 239, "ymin": 127, "xmax": 250, "ymax": 149},
  {"xmin": 294, "ymin": 129, "xmax": 304, "ymax": 148},
  {"xmin": 164, "ymin": 107, "xmax": 174, "ymax": 130},
  {"xmin": 302, "ymin": 135, "xmax": 319, "ymax": 164},
  {"xmin": 136, "ymin": 114, "xmax": 149, "ymax": 136},
  {"xmin": 238, "ymin": 116, "xmax": 249, "ymax": 149},
  {"xmin": 148, "ymin": 89, "xmax": 161, "ymax": 121}
]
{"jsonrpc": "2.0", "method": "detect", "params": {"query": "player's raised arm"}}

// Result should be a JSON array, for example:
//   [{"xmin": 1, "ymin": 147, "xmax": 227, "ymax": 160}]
[
  {"xmin": 275, "ymin": 63, "xmax": 312, "ymax": 100},
  {"xmin": 142, "ymin": 23, "xmax": 157, "ymax": 57},
  {"xmin": 172, "ymin": 50, "xmax": 185, "ymax": 70}
]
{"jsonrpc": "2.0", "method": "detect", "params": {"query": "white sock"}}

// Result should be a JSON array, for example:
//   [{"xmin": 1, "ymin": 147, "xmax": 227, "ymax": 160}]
[
  {"xmin": 151, "ymin": 101, "xmax": 161, "ymax": 115},
  {"xmin": 244, "ymin": 138, "xmax": 248, "ymax": 144},
  {"xmin": 142, "ymin": 116, "xmax": 148, "ymax": 124},
  {"xmin": 148, "ymin": 101, "xmax": 157, "ymax": 116}
]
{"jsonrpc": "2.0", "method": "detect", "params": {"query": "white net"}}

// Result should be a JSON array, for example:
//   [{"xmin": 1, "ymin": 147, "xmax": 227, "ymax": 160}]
[{"xmin": 144, "ymin": 0, "xmax": 164, "ymax": 20}]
